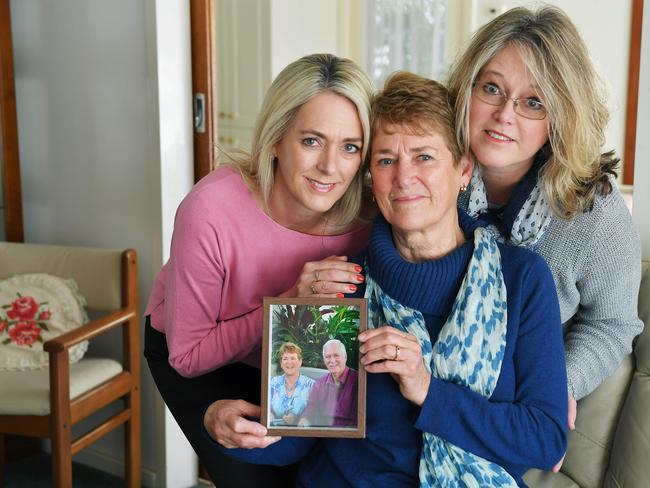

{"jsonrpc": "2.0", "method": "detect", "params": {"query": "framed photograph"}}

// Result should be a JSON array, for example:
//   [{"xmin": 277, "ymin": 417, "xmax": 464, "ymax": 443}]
[{"xmin": 261, "ymin": 297, "xmax": 367, "ymax": 438}]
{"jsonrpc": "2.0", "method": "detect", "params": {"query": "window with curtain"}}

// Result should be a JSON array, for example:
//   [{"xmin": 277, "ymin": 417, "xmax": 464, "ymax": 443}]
[{"xmin": 367, "ymin": 0, "xmax": 448, "ymax": 88}]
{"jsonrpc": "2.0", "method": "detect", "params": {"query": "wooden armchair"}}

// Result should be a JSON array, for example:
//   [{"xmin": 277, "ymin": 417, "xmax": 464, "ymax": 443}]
[{"xmin": 0, "ymin": 242, "xmax": 141, "ymax": 487}]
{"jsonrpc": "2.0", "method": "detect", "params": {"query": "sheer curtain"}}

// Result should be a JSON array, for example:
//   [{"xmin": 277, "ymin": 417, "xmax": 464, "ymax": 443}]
[{"xmin": 366, "ymin": 0, "xmax": 448, "ymax": 88}]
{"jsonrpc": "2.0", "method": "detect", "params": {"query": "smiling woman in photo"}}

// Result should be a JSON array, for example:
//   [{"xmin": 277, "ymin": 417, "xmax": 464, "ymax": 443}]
[{"xmin": 269, "ymin": 343, "xmax": 314, "ymax": 426}]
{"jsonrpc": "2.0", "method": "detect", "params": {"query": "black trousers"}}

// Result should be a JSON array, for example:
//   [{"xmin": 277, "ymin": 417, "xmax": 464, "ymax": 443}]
[{"xmin": 144, "ymin": 318, "xmax": 297, "ymax": 487}]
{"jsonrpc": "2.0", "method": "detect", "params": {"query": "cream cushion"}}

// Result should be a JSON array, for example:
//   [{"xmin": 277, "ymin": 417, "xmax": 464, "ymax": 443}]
[
  {"xmin": 300, "ymin": 366, "xmax": 328, "ymax": 381},
  {"xmin": 0, "ymin": 273, "xmax": 89, "ymax": 370},
  {"xmin": 0, "ymin": 358, "xmax": 123, "ymax": 415},
  {"xmin": 523, "ymin": 356, "xmax": 634, "ymax": 486},
  {"xmin": 0, "ymin": 243, "xmax": 123, "ymax": 311}
]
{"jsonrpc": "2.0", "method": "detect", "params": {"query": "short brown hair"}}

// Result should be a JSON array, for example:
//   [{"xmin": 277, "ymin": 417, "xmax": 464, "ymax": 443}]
[
  {"xmin": 278, "ymin": 342, "xmax": 302, "ymax": 362},
  {"xmin": 371, "ymin": 71, "xmax": 461, "ymax": 166}
]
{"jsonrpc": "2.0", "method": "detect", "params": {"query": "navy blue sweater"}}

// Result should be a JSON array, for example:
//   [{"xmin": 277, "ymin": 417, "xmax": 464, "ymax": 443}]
[{"xmin": 223, "ymin": 212, "xmax": 568, "ymax": 487}]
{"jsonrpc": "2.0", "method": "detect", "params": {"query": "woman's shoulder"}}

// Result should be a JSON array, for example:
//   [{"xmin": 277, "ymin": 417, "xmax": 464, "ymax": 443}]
[
  {"xmin": 177, "ymin": 166, "xmax": 257, "ymax": 218},
  {"xmin": 498, "ymin": 243, "xmax": 560, "ymax": 329},
  {"xmin": 189, "ymin": 166, "xmax": 249, "ymax": 201},
  {"xmin": 585, "ymin": 181, "xmax": 632, "ymax": 220},
  {"xmin": 498, "ymin": 242, "xmax": 554, "ymax": 288},
  {"xmin": 545, "ymin": 183, "xmax": 639, "ymax": 251},
  {"xmin": 498, "ymin": 241, "xmax": 545, "ymax": 266}
]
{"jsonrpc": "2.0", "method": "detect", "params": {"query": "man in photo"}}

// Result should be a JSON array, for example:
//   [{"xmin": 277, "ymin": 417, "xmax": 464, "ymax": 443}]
[{"xmin": 299, "ymin": 339, "xmax": 358, "ymax": 427}]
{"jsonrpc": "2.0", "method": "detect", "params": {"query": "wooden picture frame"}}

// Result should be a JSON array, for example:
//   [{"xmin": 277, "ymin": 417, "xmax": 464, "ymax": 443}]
[{"xmin": 261, "ymin": 297, "xmax": 367, "ymax": 438}]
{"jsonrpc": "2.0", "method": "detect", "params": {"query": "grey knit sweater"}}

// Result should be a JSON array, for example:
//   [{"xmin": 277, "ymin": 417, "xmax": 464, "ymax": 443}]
[{"xmin": 460, "ymin": 182, "xmax": 643, "ymax": 400}]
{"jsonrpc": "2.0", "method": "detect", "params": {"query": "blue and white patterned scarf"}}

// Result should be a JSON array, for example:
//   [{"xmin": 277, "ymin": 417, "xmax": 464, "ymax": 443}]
[
  {"xmin": 365, "ymin": 227, "xmax": 518, "ymax": 487},
  {"xmin": 465, "ymin": 165, "xmax": 552, "ymax": 249}
]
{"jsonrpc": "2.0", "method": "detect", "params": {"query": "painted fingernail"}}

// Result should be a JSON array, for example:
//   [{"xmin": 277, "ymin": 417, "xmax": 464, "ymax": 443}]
[
  {"xmin": 349, "ymin": 285, "xmax": 357, "ymax": 292},
  {"xmin": 356, "ymin": 274, "xmax": 364, "ymax": 282},
  {"xmin": 354, "ymin": 265, "xmax": 362, "ymax": 272},
  {"xmin": 336, "ymin": 293, "xmax": 344, "ymax": 298}
]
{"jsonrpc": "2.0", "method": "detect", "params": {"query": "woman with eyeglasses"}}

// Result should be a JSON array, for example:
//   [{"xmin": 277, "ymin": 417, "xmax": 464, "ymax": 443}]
[{"xmin": 448, "ymin": 5, "xmax": 643, "ymax": 475}]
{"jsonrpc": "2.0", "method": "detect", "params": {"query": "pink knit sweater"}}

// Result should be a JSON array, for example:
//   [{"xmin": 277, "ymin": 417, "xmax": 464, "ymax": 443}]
[{"xmin": 145, "ymin": 166, "xmax": 371, "ymax": 377}]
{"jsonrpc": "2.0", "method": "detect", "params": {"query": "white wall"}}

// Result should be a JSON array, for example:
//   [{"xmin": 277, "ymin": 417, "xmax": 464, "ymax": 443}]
[
  {"xmin": 149, "ymin": 0, "xmax": 197, "ymax": 486},
  {"xmin": 9, "ymin": 0, "xmax": 194, "ymax": 486},
  {"xmin": 633, "ymin": 3, "xmax": 650, "ymax": 256},
  {"xmin": 269, "ymin": 0, "xmax": 339, "ymax": 78}
]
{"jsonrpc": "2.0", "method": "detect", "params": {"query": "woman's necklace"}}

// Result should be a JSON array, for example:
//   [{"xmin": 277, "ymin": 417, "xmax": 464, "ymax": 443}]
[
  {"xmin": 263, "ymin": 188, "xmax": 335, "ymax": 236},
  {"xmin": 285, "ymin": 377, "xmax": 298, "ymax": 395}
]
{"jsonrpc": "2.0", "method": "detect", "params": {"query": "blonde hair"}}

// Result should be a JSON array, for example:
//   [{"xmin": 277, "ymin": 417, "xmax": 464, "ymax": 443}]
[
  {"xmin": 371, "ymin": 71, "xmax": 461, "ymax": 166},
  {"xmin": 225, "ymin": 53, "xmax": 375, "ymax": 228},
  {"xmin": 278, "ymin": 342, "xmax": 302, "ymax": 362},
  {"xmin": 448, "ymin": 5, "xmax": 618, "ymax": 218}
]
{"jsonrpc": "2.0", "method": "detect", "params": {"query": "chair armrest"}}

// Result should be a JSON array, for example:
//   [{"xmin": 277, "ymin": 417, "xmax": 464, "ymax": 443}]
[{"xmin": 43, "ymin": 307, "xmax": 137, "ymax": 353}]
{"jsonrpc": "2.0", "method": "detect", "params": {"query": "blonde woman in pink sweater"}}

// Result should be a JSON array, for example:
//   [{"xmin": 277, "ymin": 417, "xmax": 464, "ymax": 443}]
[{"xmin": 144, "ymin": 53, "xmax": 375, "ymax": 487}]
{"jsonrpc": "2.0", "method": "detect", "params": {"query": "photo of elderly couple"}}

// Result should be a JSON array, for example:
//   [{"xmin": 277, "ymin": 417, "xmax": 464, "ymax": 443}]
[{"xmin": 263, "ymin": 299, "xmax": 366, "ymax": 436}]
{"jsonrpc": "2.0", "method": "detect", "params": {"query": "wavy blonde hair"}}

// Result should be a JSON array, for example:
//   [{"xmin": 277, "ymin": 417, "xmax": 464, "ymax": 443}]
[
  {"xmin": 224, "ymin": 53, "xmax": 375, "ymax": 228},
  {"xmin": 448, "ymin": 5, "xmax": 618, "ymax": 219}
]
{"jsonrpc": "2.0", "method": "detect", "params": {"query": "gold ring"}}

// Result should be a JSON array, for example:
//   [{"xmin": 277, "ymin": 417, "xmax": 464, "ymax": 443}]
[
  {"xmin": 315, "ymin": 269, "xmax": 320, "ymax": 281},
  {"xmin": 310, "ymin": 283, "xmax": 317, "ymax": 294},
  {"xmin": 393, "ymin": 345, "xmax": 400, "ymax": 361}
]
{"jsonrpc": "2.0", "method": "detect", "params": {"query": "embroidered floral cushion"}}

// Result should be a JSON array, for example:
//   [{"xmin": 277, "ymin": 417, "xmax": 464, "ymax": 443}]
[{"xmin": 0, "ymin": 273, "xmax": 89, "ymax": 370}]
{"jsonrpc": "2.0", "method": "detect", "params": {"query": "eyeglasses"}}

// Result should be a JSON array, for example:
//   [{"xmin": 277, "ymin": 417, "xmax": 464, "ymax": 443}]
[{"xmin": 473, "ymin": 81, "xmax": 547, "ymax": 120}]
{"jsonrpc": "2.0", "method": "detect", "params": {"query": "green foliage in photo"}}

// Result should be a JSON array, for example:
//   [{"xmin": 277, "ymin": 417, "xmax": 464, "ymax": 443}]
[{"xmin": 272, "ymin": 304, "xmax": 360, "ymax": 369}]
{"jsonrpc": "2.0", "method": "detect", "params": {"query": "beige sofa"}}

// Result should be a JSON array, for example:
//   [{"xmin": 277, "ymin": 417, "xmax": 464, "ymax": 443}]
[{"xmin": 524, "ymin": 262, "xmax": 650, "ymax": 487}]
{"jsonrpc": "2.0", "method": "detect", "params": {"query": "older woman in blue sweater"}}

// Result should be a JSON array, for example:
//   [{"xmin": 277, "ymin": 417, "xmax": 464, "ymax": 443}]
[{"xmin": 211, "ymin": 72, "xmax": 568, "ymax": 487}]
